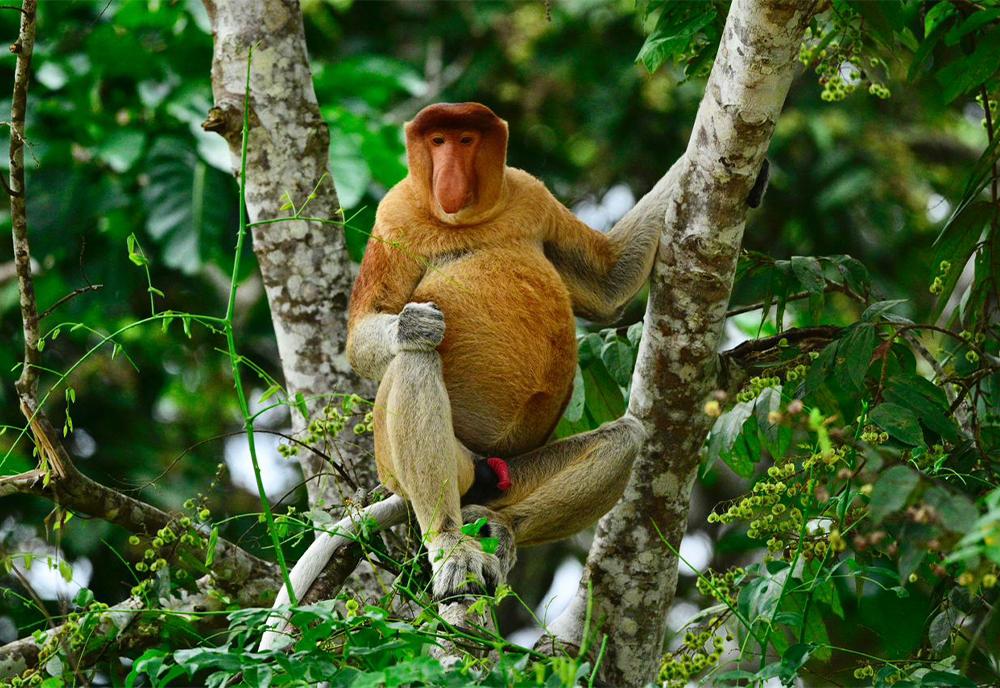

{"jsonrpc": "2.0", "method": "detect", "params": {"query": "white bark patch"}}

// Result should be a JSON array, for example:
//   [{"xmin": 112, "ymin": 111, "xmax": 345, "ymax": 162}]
[{"xmin": 205, "ymin": 0, "xmax": 378, "ymax": 508}]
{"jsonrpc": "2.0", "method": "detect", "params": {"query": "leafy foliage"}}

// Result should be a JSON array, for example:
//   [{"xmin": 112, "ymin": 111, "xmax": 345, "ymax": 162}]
[{"xmin": 2, "ymin": 1, "xmax": 1000, "ymax": 687}]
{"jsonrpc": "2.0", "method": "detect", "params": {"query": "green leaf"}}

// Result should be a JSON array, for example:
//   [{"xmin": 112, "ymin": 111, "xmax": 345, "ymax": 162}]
[
  {"xmin": 837, "ymin": 324, "xmax": 877, "ymax": 391},
  {"xmin": 919, "ymin": 671, "xmax": 976, "ymax": 687},
  {"xmin": 928, "ymin": 608, "xmax": 959, "ymax": 652},
  {"xmin": 869, "ymin": 465, "xmax": 920, "ymax": 523},
  {"xmin": 936, "ymin": 29, "xmax": 1000, "ymax": 102},
  {"xmin": 790, "ymin": 255, "xmax": 825, "ymax": 294},
  {"xmin": 945, "ymin": 8, "xmax": 1000, "ymax": 45},
  {"xmin": 97, "ymin": 130, "xmax": 147, "ymax": 174},
  {"xmin": 636, "ymin": 6, "xmax": 716, "ymax": 73},
  {"xmin": 562, "ymin": 365, "xmax": 586, "ymax": 423},
  {"xmin": 924, "ymin": 487, "xmax": 978, "ymax": 533},
  {"xmin": 883, "ymin": 374, "xmax": 959, "ymax": 441},
  {"xmin": 461, "ymin": 517, "xmax": 488, "ymax": 536},
  {"xmin": 870, "ymin": 403, "xmax": 925, "ymax": 446},
  {"xmin": 862, "ymin": 299, "xmax": 908, "ymax": 322},
  {"xmin": 803, "ymin": 341, "xmax": 837, "ymax": 398},
  {"xmin": 143, "ymin": 138, "xmax": 231, "ymax": 275},
  {"xmin": 73, "ymin": 587, "xmax": 94, "ymax": 608},
  {"xmin": 707, "ymin": 401, "xmax": 754, "ymax": 477},
  {"xmin": 580, "ymin": 363, "xmax": 626, "ymax": 425},
  {"xmin": 258, "ymin": 385, "xmax": 283, "ymax": 405},
  {"xmin": 327, "ymin": 131, "xmax": 371, "ymax": 210},
  {"xmin": 600, "ymin": 336, "xmax": 634, "ymax": 387},
  {"xmin": 756, "ymin": 387, "xmax": 791, "ymax": 460},
  {"xmin": 205, "ymin": 526, "xmax": 218, "ymax": 567},
  {"xmin": 931, "ymin": 201, "xmax": 992, "ymax": 320}
]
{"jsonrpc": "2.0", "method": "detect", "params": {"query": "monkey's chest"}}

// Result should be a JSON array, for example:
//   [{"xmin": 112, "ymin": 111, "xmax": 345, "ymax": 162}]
[{"xmin": 412, "ymin": 247, "xmax": 577, "ymax": 456}]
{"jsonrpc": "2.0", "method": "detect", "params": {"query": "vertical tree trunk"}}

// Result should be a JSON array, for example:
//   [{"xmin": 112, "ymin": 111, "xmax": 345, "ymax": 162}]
[
  {"xmin": 202, "ymin": 0, "xmax": 377, "ymax": 509},
  {"xmin": 545, "ymin": 1, "xmax": 819, "ymax": 684}
]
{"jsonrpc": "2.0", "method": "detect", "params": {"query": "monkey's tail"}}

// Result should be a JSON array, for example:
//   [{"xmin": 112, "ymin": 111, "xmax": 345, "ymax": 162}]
[{"xmin": 258, "ymin": 493, "xmax": 409, "ymax": 651}]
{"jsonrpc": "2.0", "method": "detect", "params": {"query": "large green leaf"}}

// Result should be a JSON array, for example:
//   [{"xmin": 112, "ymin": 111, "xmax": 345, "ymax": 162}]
[
  {"xmin": 935, "ymin": 28, "xmax": 1000, "ymax": 102},
  {"xmin": 636, "ymin": 4, "xmax": 717, "ymax": 73},
  {"xmin": 883, "ymin": 374, "xmax": 960, "ymax": 441},
  {"xmin": 142, "ymin": 138, "xmax": 232, "ymax": 275},
  {"xmin": 870, "ymin": 403, "xmax": 925, "ymax": 446},
  {"xmin": 837, "ymin": 324, "xmax": 877, "ymax": 391},
  {"xmin": 931, "ymin": 201, "xmax": 993, "ymax": 320},
  {"xmin": 924, "ymin": 487, "xmax": 978, "ymax": 534},
  {"xmin": 870, "ymin": 465, "xmax": 920, "ymax": 523}
]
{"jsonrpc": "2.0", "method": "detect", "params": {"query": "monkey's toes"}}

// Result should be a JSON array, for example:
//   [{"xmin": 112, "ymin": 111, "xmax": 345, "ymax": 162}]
[{"xmin": 428, "ymin": 534, "xmax": 503, "ymax": 600}]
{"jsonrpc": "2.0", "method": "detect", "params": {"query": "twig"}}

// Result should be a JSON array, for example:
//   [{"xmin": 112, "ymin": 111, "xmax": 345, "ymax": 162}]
[
  {"xmin": 9, "ymin": 0, "xmax": 39, "ymax": 405},
  {"xmin": 39, "ymin": 284, "xmax": 104, "ymax": 320},
  {"xmin": 10, "ymin": 402, "xmax": 277, "ymax": 590},
  {"xmin": 725, "ymin": 282, "xmax": 866, "ymax": 318}
]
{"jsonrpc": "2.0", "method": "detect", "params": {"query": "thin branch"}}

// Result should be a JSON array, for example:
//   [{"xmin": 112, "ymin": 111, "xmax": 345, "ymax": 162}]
[
  {"xmin": 0, "ymin": 574, "xmax": 245, "ymax": 682},
  {"xmin": 9, "ymin": 0, "xmax": 39, "ymax": 405},
  {"xmin": 38, "ymin": 284, "xmax": 104, "ymax": 320},
  {"xmin": 725, "ymin": 282, "xmax": 865, "ymax": 318},
  {"xmin": 13, "ymin": 403, "xmax": 277, "ymax": 592},
  {"xmin": 718, "ymin": 326, "xmax": 841, "ymax": 396}
]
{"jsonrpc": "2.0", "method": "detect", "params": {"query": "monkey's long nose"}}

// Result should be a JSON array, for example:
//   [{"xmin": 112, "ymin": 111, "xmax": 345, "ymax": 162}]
[{"xmin": 433, "ymin": 163, "xmax": 471, "ymax": 214}]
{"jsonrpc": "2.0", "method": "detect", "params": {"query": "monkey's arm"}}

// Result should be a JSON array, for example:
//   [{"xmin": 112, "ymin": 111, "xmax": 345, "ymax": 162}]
[
  {"xmin": 543, "ymin": 193, "xmax": 660, "ymax": 324},
  {"xmin": 347, "ymin": 227, "xmax": 426, "ymax": 380}
]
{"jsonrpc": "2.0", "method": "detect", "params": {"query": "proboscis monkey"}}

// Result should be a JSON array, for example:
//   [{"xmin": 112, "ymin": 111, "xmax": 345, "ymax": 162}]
[{"xmin": 347, "ymin": 102, "xmax": 658, "ymax": 599}]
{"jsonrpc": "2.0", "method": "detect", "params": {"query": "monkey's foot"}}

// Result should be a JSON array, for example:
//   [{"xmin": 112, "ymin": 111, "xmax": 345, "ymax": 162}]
[
  {"xmin": 427, "ymin": 530, "xmax": 506, "ymax": 600},
  {"xmin": 460, "ymin": 504, "xmax": 517, "ymax": 576}
]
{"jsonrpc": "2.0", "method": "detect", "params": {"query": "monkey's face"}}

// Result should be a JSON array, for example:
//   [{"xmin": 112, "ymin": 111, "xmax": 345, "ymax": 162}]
[
  {"xmin": 426, "ymin": 130, "xmax": 482, "ymax": 214},
  {"xmin": 405, "ymin": 103, "xmax": 509, "ymax": 224}
]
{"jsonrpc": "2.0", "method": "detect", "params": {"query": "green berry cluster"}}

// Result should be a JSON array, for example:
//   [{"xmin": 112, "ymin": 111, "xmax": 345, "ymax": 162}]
[
  {"xmin": 709, "ymin": 461, "xmax": 803, "ymax": 548},
  {"xmin": 860, "ymin": 424, "xmax": 889, "ymax": 445},
  {"xmin": 783, "ymin": 363, "xmax": 809, "ymax": 382},
  {"xmin": 868, "ymin": 83, "xmax": 890, "ymax": 99},
  {"xmin": 279, "ymin": 397, "xmax": 375, "ymax": 457},
  {"xmin": 853, "ymin": 664, "xmax": 876, "ymax": 680},
  {"xmin": 802, "ymin": 444, "xmax": 849, "ymax": 471},
  {"xmin": 798, "ymin": 25, "xmax": 888, "ymax": 103},
  {"xmin": 12, "ymin": 598, "xmax": 115, "ymax": 686},
  {"xmin": 929, "ymin": 259, "xmax": 953, "ymax": 295},
  {"xmin": 736, "ymin": 375, "xmax": 781, "ymax": 403},
  {"xmin": 658, "ymin": 627, "xmax": 731, "ymax": 687},
  {"xmin": 694, "ymin": 567, "xmax": 745, "ymax": 604}
]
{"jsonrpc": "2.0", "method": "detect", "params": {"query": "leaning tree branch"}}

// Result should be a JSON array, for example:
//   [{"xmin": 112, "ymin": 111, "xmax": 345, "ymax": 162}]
[
  {"xmin": 541, "ymin": 2, "xmax": 821, "ymax": 684},
  {"xmin": 8, "ymin": 404, "xmax": 278, "ymax": 594},
  {"xmin": 8, "ymin": 0, "xmax": 39, "ymax": 405},
  {"xmin": 0, "ymin": 570, "xmax": 270, "ymax": 682}
]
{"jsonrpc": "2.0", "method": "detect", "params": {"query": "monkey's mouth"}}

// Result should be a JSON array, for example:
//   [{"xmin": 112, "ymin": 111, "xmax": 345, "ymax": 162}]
[{"xmin": 436, "ymin": 192, "xmax": 476, "ymax": 215}]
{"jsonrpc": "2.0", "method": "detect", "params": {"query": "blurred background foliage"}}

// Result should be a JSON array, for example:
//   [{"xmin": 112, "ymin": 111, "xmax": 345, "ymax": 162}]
[{"xmin": 0, "ymin": 0, "xmax": 996, "ymax": 684}]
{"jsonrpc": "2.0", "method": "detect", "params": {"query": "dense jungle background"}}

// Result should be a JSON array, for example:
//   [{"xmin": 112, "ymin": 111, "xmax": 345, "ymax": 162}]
[{"xmin": 1, "ymin": 1, "xmax": 999, "ymax": 686}]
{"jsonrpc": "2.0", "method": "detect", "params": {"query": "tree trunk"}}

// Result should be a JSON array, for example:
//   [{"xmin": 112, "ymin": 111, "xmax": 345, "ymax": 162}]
[
  {"xmin": 545, "ymin": 1, "xmax": 819, "ymax": 684},
  {"xmin": 202, "ymin": 0, "xmax": 377, "ymax": 509}
]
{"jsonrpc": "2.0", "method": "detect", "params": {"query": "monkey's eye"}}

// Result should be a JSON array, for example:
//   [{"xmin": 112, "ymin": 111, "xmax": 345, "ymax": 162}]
[
  {"xmin": 459, "ymin": 135, "xmax": 475, "ymax": 145},
  {"xmin": 431, "ymin": 136, "xmax": 446, "ymax": 146}
]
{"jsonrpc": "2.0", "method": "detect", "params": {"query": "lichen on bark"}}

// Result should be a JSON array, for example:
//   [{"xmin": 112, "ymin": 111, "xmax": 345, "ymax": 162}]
[
  {"xmin": 203, "ymin": 0, "xmax": 377, "ymax": 507},
  {"xmin": 543, "ymin": 1, "xmax": 821, "ymax": 684}
]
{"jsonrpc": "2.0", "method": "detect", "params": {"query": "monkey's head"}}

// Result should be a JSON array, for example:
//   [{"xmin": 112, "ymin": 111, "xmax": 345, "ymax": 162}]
[{"xmin": 405, "ymin": 102, "xmax": 509, "ymax": 224}]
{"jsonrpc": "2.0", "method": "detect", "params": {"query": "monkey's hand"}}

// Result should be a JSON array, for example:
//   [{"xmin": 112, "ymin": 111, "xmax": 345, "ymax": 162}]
[
  {"xmin": 427, "ymin": 529, "xmax": 509, "ymax": 600},
  {"xmin": 397, "ymin": 302, "xmax": 445, "ymax": 352}
]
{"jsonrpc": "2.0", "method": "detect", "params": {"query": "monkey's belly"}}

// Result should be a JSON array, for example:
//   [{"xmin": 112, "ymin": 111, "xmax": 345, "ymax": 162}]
[{"xmin": 412, "ymin": 248, "xmax": 577, "ymax": 457}]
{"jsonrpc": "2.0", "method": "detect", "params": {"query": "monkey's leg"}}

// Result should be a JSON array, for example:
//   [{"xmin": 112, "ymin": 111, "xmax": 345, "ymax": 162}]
[
  {"xmin": 375, "ymin": 350, "xmax": 505, "ymax": 598},
  {"xmin": 488, "ymin": 416, "xmax": 644, "ymax": 546}
]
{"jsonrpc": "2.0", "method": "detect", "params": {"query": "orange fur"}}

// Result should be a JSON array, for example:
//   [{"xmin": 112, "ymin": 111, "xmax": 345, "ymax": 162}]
[{"xmin": 347, "ymin": 101, "xmax": 621, "ymax": 484}]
